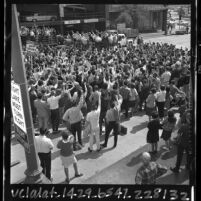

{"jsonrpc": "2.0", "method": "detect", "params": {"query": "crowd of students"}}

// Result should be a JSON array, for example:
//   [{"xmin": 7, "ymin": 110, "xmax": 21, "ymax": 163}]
[{"xmin": 15, "ymin": 27, "xmax": 192, "ymax": 183}]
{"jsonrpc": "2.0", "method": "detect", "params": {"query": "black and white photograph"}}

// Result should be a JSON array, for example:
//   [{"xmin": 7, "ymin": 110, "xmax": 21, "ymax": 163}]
[{"xmin": 7, "ymin": 3, "xmax": 195, "ymax": 192}]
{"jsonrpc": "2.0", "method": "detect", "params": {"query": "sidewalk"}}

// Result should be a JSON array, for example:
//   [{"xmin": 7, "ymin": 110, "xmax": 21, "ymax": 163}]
[
  {"xmin": 11, "ymin": 111, "xmax": 189, "ymax": 184},
  {"xmin": 140, "ymin": 31, "xmax": 166, "ymax": 39},
  {"xmin": 83, "ymin": 133, "xmax": 189, "ymax": 184}
]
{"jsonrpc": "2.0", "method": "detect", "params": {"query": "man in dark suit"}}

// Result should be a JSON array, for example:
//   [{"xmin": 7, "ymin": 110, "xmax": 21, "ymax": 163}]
[{"xmin": 171, "ymin": 111, "xmax": 191, "ymax": 173}]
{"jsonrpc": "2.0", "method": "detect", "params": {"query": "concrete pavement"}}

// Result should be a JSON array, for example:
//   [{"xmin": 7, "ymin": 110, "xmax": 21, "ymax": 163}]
[
  {"xmin": 141, "ymin": 32, "xmax": 190, "ymax": 49},
  {"xmin": 11, "ymin": 110, "xmax": 189, "ymax": 185}
]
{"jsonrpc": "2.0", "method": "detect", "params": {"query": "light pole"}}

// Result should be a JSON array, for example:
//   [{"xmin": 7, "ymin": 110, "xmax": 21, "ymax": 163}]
[
  {"xmin": 11, "ymin": 4, "xmax": 51, "ymax": 184},
  {"xmin": 59, "ymin": 4, "xmax": 64, "ymax": 35}
]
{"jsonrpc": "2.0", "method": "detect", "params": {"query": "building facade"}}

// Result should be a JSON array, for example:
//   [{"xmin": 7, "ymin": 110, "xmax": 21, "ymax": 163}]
[
  {"xmin": 17, "ymin": 4, "xmax": 167, "ymax": 33},
  {"xmin": 106, "ymin": 4, "xmax": 167, "ymax": 32},
  {"xmin": 17, "ymin": 4, "xmax": 106, "ymax": 33}
]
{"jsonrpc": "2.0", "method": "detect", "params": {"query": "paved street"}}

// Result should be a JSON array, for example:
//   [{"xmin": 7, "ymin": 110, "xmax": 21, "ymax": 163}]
[
  {"xmin": 10, "ymin": 33, "xmax": 190, "ymax": 185},
  {"xmin": 142, "ymin": 32, "xmax": 190, "ymax": 49}
]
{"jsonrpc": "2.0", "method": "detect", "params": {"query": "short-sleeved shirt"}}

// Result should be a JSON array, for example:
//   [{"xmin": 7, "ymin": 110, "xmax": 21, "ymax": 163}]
[
  {"xmin": 162, "ymin": 117, "xmax": 176, "ymax": 131},
  {"xmin": 35, "ymin": 135, "xmax": 54, "ymax": 153},
  {"xmin": 119, "ymin": 86, "xmax": 131, "ymax": 100},
  {"xmin": 86, "ymin": 108, "xmax": 101, "ymax": 130},
  {"xmin": 129, "ymin": 88, "xmax": 138, "ymax": 101},
  {"xmin": 146, "ymin": 94, "xmax": 156, "ymax": 108},
  {"xmin": 156, "ymin": 91, "xmax": 166, "ymax": 102},
  {"xmin": 57, "ymin": 137, "xmax": 74, "ymax": 157},
  {"xmin": 47, "ymin": 95, "xmax": 61, "ymax": 110},
  {"xmin": 63, "ymin": 95, "xmax": 84, "ymax": 124}
]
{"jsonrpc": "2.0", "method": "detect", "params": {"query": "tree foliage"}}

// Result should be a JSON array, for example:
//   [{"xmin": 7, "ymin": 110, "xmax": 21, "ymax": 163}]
[
  {"xmin": 115, "ymin": 5, "xmax": 138, "ymax": 28},
  {"xmin": 115, "ymin": 12, "xmax": 133, "ymax": 27}
]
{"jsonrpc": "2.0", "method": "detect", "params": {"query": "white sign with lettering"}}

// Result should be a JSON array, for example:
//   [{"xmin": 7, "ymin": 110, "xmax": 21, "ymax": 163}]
[
  {"xmin": 26, "ymin": 43, "xmax": 37, "ymax": 53},
  {"xmin": 64, "ymin": 20, "xmax": 80, "ymax": 24},
  {"xmin": 84, "ymin": 18, "xmax": 99, "ymax": 23},
  {"xmin": 11, "ymin": 82, "xmax": 27, "ymax": 133}
]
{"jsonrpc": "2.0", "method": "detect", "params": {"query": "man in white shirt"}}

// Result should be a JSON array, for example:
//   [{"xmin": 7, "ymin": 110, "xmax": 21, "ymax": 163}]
[
  {"xmin": 161, "ymin": 67, "xmax": 171, "ymax": 87},
  {"xmin": 155, "ymin": 85, "xmax": 166, "ymax": 121},
  {"xmin": 47, "ymin": 89, "xmax": 63, "ymax": 133},
  {"xmin": 35, "ymin": 128, "xmax": 54, "ymax": 181},
  {"xmin": 86, "ymin": 94, "xmax": 101, "ymax": 152}
]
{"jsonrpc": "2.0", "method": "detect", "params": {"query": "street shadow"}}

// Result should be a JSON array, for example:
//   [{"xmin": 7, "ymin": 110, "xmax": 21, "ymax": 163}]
[
  {"xmin": 126, "ymin": 152, "xmax": 142, "ymax": 167},
  {"xmin": 130, "ymin": 121, "xmax": 148, "ymax": 134},
  {"xmin": 58, "ymin": 175, "xmax": 82, "ymax": 184},
  {"xmin": 76, "ymin": 147, "xmax": 114, "ymax": 160},
  {"xmin": 157, "ymin": 169, "xmax": 189, "ymax": 184},
  {"xmin": 47, "ymin": 132, "xmax": 62, "ymax": 140},
  {"xmin": 150, "ymin": 148, "xmax": 167, "ymax": 162},
  {"xmin": 126, "ymin": 144, "xmax": 150, "ymax": 167},
  {"xmin": 160, "ymin": 146, "xmax": 177, "ymax": 160},
  {"xmin": 126, "ymin": 144, "xmax": 167, "ymax": 167},
  {"xmin": 133, "ymin": 111, "xmax": 146, "ymax": 117},
  {"xmin": 51, "ymin": 150, "xmax": 60, "ymax": 160}
]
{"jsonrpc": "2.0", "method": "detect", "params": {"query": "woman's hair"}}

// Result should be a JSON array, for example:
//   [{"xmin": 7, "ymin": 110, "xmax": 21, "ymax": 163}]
[
  {"xmin": 61, "ymin": 130, "xmax": 69, "ymax": 140},
  {"xmin": 37, "ymin": 92, "xmax": 43, "ymax": 99},
  {"xmin": 160, "ymin": 85, "xmax": 165, "ymax": 91},
  {"xmin": 151, "ymin": 111, "xmax": 158, "ymax": 119},
  {"xmin": 151, "ymin": 88, "xmax": 156, "ymax": 94},
  {"xmin": 167, "ymin": 110, "xmax": 176, "ymax": 123}
]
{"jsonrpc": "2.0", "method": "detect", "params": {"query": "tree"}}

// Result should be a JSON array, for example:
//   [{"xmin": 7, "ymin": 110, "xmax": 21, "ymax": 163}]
[
  {"xmin": 115, "ymin": 5, "xmax": 138, "ymax": 28},
  {"xmin": 115, "ymin": 11, "xmax": 133, "ymax": 27}
]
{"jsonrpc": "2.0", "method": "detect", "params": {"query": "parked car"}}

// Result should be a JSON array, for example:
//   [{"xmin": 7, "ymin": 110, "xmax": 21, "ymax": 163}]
[{"xmin": 25, "ymin": 13, "xmax": 57, "ymax": 22}]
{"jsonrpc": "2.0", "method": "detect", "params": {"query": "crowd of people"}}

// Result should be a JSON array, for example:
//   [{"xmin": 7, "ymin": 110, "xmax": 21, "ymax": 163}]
[
  {"xmin": 15, "ymin": 26, "xmax": 193, "ymax": 183},
  {"xmin": 20, "ymin": 25, "xmax": 57, "ymax": 45}
]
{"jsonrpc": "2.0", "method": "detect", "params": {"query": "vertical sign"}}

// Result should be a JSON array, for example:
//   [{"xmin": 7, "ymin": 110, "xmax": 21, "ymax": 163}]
[
  {"xmin": 11, "ymin": 82, "xmax": 27, "ymax": 133},
  {"xmin": 11, "ymin": 81, "xmax": 30, "ymax": 152}
]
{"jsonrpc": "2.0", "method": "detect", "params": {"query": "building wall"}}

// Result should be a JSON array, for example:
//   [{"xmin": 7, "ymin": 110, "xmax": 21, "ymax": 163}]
[{"xmin": 17, "ymin": 4, "xmax": 59, "ymax": 16}]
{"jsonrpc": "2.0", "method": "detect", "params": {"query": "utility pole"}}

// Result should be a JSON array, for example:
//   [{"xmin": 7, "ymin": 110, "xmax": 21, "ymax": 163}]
[
  {"xmin": 11, "ymin": 4, "xmax": 51, "ymax": 184},
  {"xmin": 59, "ymin": 4, "xmax": 64, "ymax": 35}
]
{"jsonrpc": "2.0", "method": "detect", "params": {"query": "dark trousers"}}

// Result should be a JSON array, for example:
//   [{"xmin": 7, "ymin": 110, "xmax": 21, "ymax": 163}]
[
  {"xmin": 99, "ymin": 110, "xmax": 107, "ymax": 132},
  {"xmin": 139, "ymin": 93, "xmax": 145, "ymax": 110},
  {"xmin": 175, "ymin": 145, "xmax": 190, "ymax": 170},
  {"xmin": 121, "ymin": 100, "xmax": 129, "ymax": 118},
  {"xmin": 156, "ymin": 101, "xmax": 165, "ymax": 118},
  {"xmin": 50, "ymin": 109, "xmax": 60, "ymax": 131},
  {"xmin": 104, "ymin": 121, "xmax": 119, "ymax": 147},
  {"xmin": 70, "ymin": 121, "xmax": 82, "ymax": 147},
  {"xmin": 38, "ymin": 152, "xmax": 51, "ymax": 180}
]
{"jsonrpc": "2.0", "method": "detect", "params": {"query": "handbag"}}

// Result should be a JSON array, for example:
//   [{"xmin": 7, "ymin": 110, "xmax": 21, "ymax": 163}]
[{"xmin": 119, "ymin": 125, "xmax": 127, "ymax": 135}]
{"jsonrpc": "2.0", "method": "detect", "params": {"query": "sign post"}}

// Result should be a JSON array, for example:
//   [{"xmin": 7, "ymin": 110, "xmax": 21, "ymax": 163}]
[{"xmin": 11, "ymin": 4, "xmax": 51, "ymax": 184}]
